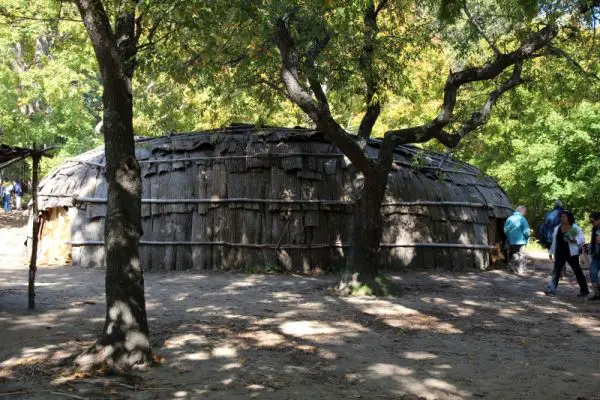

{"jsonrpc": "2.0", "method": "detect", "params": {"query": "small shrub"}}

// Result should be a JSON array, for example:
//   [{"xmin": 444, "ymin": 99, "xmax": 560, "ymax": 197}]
[{"xmin": 243, "ymin": 262, "xmax": 284, "ymax": 275}]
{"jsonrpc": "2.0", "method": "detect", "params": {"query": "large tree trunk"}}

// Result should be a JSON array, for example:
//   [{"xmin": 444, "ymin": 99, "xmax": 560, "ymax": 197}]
[
  {"xmin": 99, "ymin": 82, "xmax": 150, "ymax": 367},
  {"xmin": 74, "ymin": 0, "xmax": 151, "ymax": 371},
  {"xmin": 77, "ymin": 73, "xmax": 151, "ymax": 370},
  {"xmin": 338, "ymin": 167, "xmax": 401, "ymax": 296}
]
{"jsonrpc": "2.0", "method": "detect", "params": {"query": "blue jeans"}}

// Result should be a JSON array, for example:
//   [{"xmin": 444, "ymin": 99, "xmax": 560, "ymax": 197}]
[
  {"xmin": 2, "ymin": 194, "xmax": 11, "ymax": 212},
  {"xmin": 591, "ymin": 258, "xmax": 600, "ymax": 285}
]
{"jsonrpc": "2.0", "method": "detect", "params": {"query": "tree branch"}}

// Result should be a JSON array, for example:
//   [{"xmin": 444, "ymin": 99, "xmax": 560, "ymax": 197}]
[
  {"xmin": 273, "ymin": 16, "xmax": 372, "ymax": 172},
  {"xmin": 115, "ymin": 2, "xmax": 137, "ymax": 79},
  {"xmin": 74, "ymin": 0, "xmax": 131, "ymax": 92},
  {"xmin": 451, "ymin": 61, "xmax": 523, "ymax": 140},
  {"xmin": 548, "ymin": 44, "xmax": 600, "ymax": 81},
  {"xmin": 256, "ymin": 78, "xmax": 289, "ymax": 100},
  {"xmin": 381, "ymin": 25, "xmax": 558, "ymax": 152},
  {"xmin": 305, "ymin": 30, "xmax": 331, "ymax": 111},
  {"xmin": 358, "ymin": 1, "xmax": 383, "ymax": 139},
  {"xmin": 434, "ymin": 25, "xmax": 556, "ymax": 129},
  {"xmin": 385, "ymin": 63, "xmax": 523, "ymax": 149},
  {"xmin": 463, "ymin": 2, "xmax": 500, "ymax": 56},
  {"xmin": 578, "ymin": 0, "xmax": 600, "ymax": 14},
  {"xmin": 375, "ymin": 0, "xmax": 389, "ymax": 15},
  {"xmin": 0, "ymin": 8, "xmax": 82, "ymax": 23},
  {"xmin": 134, "ymin": 2, "xmax": 177, "ymax": 51},
  {"xmin": 272, "ymin": 18, "xmax": 315, "ymax": 112}
]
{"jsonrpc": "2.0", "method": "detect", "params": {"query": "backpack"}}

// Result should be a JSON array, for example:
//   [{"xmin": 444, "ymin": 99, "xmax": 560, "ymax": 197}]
[
  {"xmin": 14, "ymin": 182, "xmax": 22, "ymax": 195},
  {"xmin": 0, "ymin": 186, "xmax": 4, "ymax": 197}
]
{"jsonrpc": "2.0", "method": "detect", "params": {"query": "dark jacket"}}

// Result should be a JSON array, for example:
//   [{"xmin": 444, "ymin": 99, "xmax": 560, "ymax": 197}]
[
  {"xmin": 539, "ymin": 207, "xmax": 563, "ymax": 248},
  {"xmin": 592, "ymin": 226, "xmax": 600, "ymax": 260}
]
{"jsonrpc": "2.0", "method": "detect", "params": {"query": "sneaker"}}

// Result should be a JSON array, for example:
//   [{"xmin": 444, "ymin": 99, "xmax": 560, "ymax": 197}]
[
  {"xmin": 544, "ymin": 289, "xmax": 555, "ymax": 296},
  {"xmin": 588, "ymin": 292, "xmax": 600, "ymax": 300},
  {"xmin": 577, "ymin": 292, "xmax": 590, "ymax": 297}
]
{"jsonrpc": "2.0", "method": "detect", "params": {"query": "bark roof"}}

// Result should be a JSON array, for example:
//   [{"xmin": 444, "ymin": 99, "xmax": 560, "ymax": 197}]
[{"xmin": 37, "ymin": 126, "xmax": 513, "ymax": 218}]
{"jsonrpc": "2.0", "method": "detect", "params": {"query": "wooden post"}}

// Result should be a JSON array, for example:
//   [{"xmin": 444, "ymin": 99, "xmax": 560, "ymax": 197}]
[{"xmin": 28, "ymin": 150, "xmax": 41, "ymax": 310}]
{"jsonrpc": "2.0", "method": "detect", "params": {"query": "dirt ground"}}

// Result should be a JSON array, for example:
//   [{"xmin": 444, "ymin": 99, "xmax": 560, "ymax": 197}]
[{"xmin": 1, "ymin": 212, "xmax": 599, "ymax": 400}]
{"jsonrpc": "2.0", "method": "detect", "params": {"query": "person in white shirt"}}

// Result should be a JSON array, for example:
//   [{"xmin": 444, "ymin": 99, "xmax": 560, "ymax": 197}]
[{"xmin": 544, "ymin": 210, "xmax": 589, "ymax": 297}]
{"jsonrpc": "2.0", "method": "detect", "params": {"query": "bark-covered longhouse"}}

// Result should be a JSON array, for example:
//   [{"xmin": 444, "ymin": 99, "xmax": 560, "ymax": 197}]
[{"xmin": 35, "ymin": 125, "xmax": 513, "ymax": 271}]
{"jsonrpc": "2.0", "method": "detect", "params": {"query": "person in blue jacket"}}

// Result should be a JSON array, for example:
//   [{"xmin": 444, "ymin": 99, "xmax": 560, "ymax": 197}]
[{"xmin": 504, "ymin": 206, "xmax": 530, "ymax": 274}]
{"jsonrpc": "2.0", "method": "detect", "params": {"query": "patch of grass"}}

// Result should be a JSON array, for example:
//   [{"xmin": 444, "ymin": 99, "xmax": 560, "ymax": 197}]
[
  {"xmin": 346, "ymin": 274, "xmax": 404, "ymax": 297},
  {"xmin": 350, "ymin": 283, "xmax": 374, "ymax": 296},
  {"xmin": 242, "ymin": 262, "xmax": 284, "ymax": 275},
  {"xmin": 526, "ymin": 239, "xmax": 546, "ymax": 252}
]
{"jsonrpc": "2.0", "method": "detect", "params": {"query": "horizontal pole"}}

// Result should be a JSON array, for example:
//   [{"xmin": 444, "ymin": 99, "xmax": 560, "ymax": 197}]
[
  {"xmin": 39, "ymin": 194, "xmax": 513, "ymax": 210},
  {"xmin": 65, "ymin": 196, "xmax": 498, "ymax": 209},
  {"xmin": 68, "ymin": 240, "xmax": 495, "ymax": 250},
  {"xmin": 71, "ymin": 152, "xmax": 480, "ymax": 176}
]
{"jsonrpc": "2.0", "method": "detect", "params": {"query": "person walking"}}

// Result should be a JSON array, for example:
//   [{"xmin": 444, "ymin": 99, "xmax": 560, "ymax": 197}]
[
  {"xmin": 13, "ymin": 180, "xmax": 22, "ymax": 211},
  {"xmin": 588, "ymin": 212, "xmax": 600, "ymax": 300},
  {"xmin": 504, "ymin": 205, "xmax": 530, "ymax": 274},
  {"xmin": 544, "ymin": 210, "xmax": 589, "ymax": 297},
  {"xmin": 2, "ymin": 179, "xmax": 13, "ymax": 213},
  {"xmin": 0, "ymin": 180, "xmax": 4, "ymax": 212},
  {"xmin": 539, "ymin": 200, "xmax": 564, "ymax": 252}
]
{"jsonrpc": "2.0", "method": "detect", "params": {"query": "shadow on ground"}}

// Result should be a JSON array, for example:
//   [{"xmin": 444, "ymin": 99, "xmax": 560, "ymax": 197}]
[{"xmin": 0, "ymin": 255, "xmax": 599, "ymax": 400}]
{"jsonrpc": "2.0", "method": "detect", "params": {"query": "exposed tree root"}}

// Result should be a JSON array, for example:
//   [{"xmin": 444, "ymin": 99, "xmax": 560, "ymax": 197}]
[{"xmin": 74, "ymin": 339, "xmax": 152, "ymax": 374}]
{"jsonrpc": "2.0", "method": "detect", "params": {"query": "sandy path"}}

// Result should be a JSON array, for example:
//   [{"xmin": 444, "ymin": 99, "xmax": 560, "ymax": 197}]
[{"xmin": 0, "ymin": 216, "xmax": 599, "ymax": 400}]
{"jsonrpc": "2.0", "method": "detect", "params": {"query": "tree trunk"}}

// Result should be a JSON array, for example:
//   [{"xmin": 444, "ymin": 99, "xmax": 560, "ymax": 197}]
[
  {"xmin": 28, "ymin": 152, "xmax": 41, "ymax": 309},
  {"xmin": 74, "ymin": 0, "xmax": 151, "ymax": 371},
  {"xmin": 101, "ymin": 85, "xmax": 151, "ymax": 367},
  {"xmin": 77, "ymin": 82, "xmax": 151, "ymax": 370},
  {"xmin": 338, "ymin": 167, "xmax": 401, "ymax": 296}
]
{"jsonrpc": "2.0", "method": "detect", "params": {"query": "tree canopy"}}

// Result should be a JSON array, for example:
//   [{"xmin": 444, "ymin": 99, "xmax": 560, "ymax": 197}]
[{"xmin": 1, "ymin": 0, "xmax": 599, "ymax": 227}]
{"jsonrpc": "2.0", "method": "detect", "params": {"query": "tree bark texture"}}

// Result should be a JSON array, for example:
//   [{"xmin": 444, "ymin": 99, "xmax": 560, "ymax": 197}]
[
  {"xmin": 75, "ymin": 0, "xmax": 151, "ymax": 369},
  {"xmin": 28, "ymin": 153, "xmax": 41, "ymax": 309},
  {"xmin": 272, "ymin": 9, "xmax": 560, "ymax": 294},
  {"xmin": 338, "ymin": 167, "xmax": 392, "ymax": 294}
]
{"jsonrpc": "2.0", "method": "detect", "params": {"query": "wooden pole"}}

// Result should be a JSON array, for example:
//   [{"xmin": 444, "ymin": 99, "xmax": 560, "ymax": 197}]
[{"xmin": 28, "ymin": 150, "xmax": 41, "ymax": 310}]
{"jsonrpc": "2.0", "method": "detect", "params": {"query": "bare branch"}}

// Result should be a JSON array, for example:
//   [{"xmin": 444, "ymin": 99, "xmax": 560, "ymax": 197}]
[{"xmin": 463, "ymin": 2, "xmax": 500, "ymax": 56}]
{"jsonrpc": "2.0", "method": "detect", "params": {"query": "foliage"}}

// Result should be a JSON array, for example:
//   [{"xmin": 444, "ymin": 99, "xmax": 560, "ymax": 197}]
[
  {"xmin": 453, "ymin": 24, "xmax": 600, "ymax": 232},
  {"xmin": 243, "ymin": 262, "xmax": 286, "ymax": 275},
  {"xmin": 347, "ymin": 275, "xmax": 404, "ymax": 296},
  {"xmin": 0, "ymin": 1, "xmax": 103, "ymax": 175},
  {"xmin": 1, "ymin": 0, "xmax": 599, "ymax": 242}
]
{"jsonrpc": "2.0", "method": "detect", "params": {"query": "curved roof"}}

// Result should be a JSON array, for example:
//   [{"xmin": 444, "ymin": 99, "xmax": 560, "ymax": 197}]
[{"xmin": 37, "ymin": 126, "xmax": 513, "ymax": 218}]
